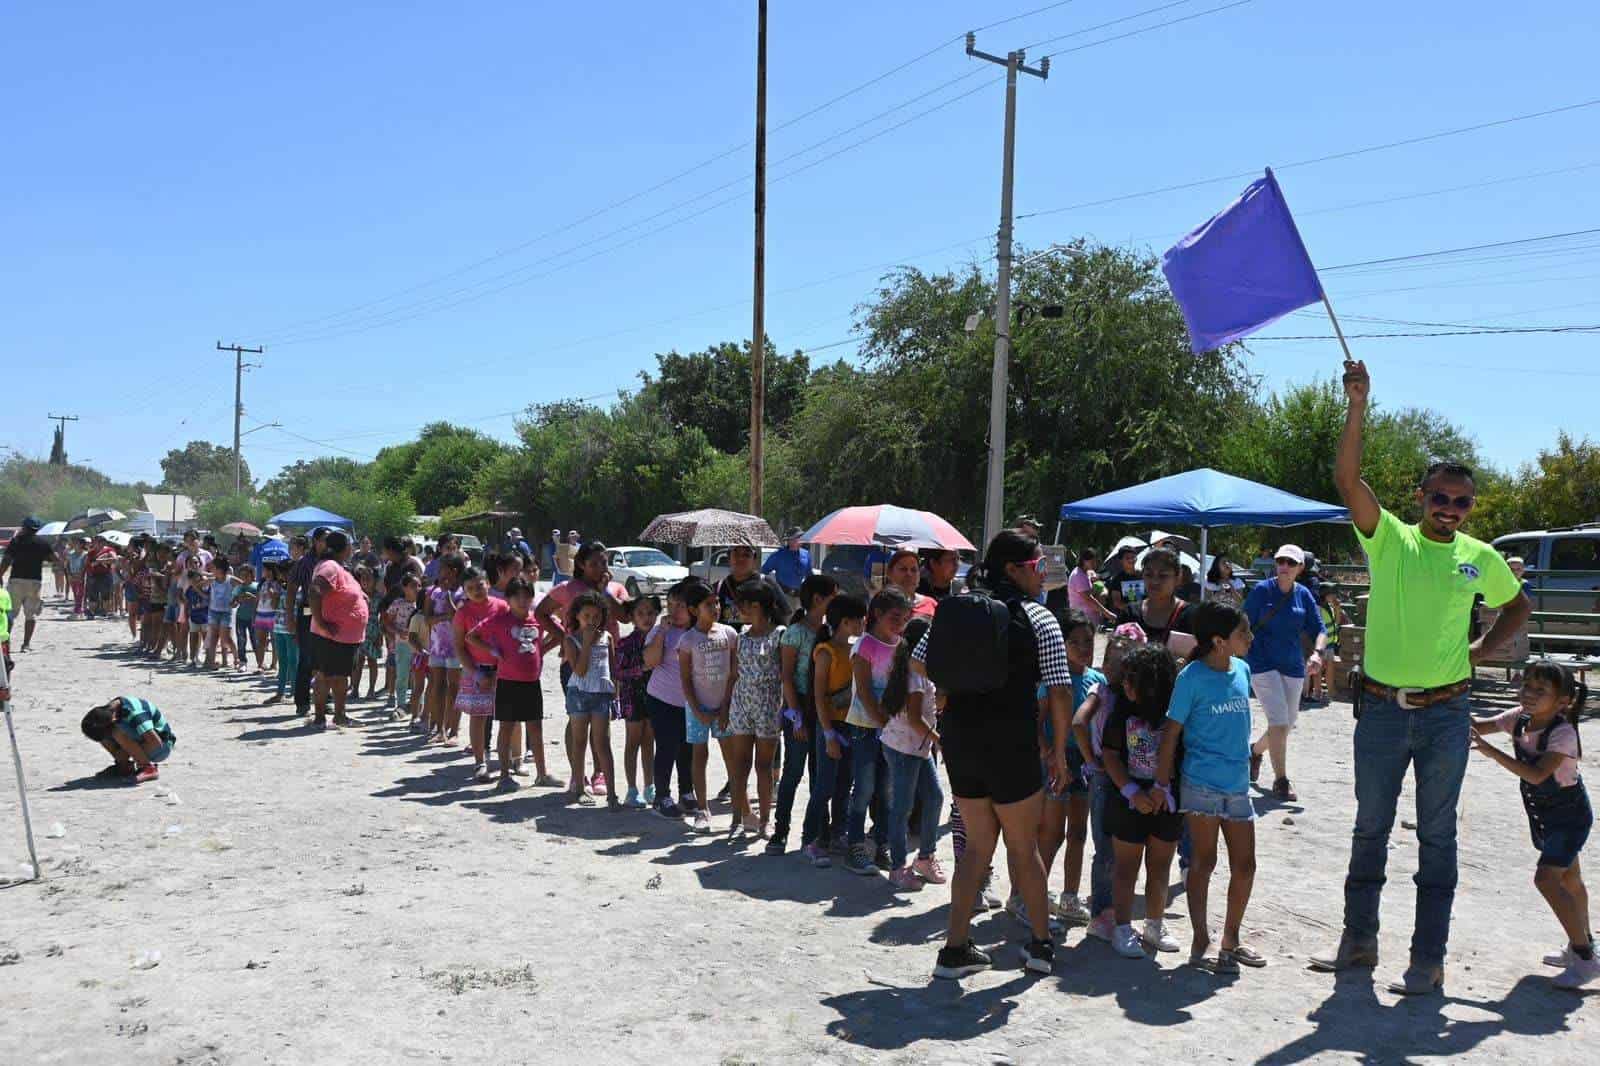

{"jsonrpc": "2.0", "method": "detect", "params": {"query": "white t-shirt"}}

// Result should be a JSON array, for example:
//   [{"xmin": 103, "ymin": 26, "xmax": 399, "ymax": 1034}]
[{"xmin": 881, "ymin": 672, "xmax": 938, "ymax": 756}]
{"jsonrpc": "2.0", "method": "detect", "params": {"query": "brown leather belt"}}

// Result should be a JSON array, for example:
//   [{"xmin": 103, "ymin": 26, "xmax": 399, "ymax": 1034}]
[{"xmin": 1361, "ymin": 677, "xmax": 1470, "ymax": 708}]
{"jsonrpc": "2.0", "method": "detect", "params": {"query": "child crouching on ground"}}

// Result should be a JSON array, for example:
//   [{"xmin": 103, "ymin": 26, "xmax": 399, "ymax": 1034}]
[{"xmin": 81, "ymin": 696, "xmax": 177, "ymax": 784}]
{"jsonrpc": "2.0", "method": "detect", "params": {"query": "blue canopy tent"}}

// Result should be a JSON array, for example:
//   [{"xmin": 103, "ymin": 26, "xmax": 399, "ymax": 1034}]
[
  {"xmin": 268, "ymin": 505, "xmax": 353, "ymax": 530},
  {"xmin": 1057, "ymin": 468, "xmax": 1348, "ymax": 600}
]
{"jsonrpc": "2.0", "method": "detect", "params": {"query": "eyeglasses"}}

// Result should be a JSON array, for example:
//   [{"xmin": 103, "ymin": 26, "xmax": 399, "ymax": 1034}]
[
  {"xmin": 1427, "ymin": 491, "xmax": 1475, "ymax": 509},
  {"xmin": 1032, "ymin": 556, "xmax": 1049, "ymax": 575},
  {"xmin": 1274, "ymin": 558, "xmax": 1300, "ymax": 568}
]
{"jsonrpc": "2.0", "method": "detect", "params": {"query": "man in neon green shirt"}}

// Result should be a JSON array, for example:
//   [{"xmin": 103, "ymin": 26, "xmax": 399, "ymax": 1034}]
[{"xmin": 1312, "ymin": 359, "xmax": 1531, "ymax": 995}]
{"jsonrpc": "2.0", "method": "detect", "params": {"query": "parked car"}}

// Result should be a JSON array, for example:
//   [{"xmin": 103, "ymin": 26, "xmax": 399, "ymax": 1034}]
[
  {"xmin": 688, "ymin": 546, "xmax": 780, "ymax": 587},
  {"xmin": 0, "ymin": 526, "xmax": 17, "ymax": 552},
  {"xmin": 1492, "ymin": 524, "xmax": 1600, "ymax": 611},
  {"xmin": 448, "ymin": 533, "xmax": 484, "ymax": 566},
  {"xmin": 608, "ymin": 546, "xmax": 690, "ymax": 597}
]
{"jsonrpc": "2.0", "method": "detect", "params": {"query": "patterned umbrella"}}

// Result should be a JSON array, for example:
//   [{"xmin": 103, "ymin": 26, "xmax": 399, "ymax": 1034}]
[
  {"xmin": 221, "ymin": 521, "xmax": 262, "ymax": 537},
  {"xmin": 639, "ymin": 508, "xmax": 780, "ymax": 548},
  {"xmin": 802, "ymin": 504, "xmax": 974, "ymax": 550}
]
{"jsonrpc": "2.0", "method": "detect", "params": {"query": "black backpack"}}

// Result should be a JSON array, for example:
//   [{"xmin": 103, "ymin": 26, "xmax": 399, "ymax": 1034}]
[{"xmin": 925, "ymin": 587, "xmax": 1013, "ymax": 694}]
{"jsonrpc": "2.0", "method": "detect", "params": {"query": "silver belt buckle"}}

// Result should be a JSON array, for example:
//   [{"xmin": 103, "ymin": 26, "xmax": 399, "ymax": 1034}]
[{"xmin": 1395, "ymin": 687, "xmax": 1427, "ymax": 708}]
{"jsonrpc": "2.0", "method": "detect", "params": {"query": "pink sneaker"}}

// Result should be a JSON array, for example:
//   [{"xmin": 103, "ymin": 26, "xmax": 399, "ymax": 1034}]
[
  {"xmin": 1086, "ymin": 912, "xmax": 1116, "ymax": 943},
  {"xmin": 801, "ymin": 843, "xmax": 832, "ymax": 869},
  {"xmin": 889, "ymin": 866, "xmax": 923, "ymax": 892},
  {"xmin": 912, "ymin": 856, "xmax": 947, "ymax": 884},
  {"xmin": 590, "ymin": 772, "xmax": 609, "ymax": 796}
]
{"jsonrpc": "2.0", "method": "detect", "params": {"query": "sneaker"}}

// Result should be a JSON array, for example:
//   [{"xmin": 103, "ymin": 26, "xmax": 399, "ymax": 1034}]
[
  {"xmin": 975, "ymin": 875, "xmax": 1002, "ymax": 913},
  {"xmin": 763, "ymin": 836, "xmax": 786, "ymax": 856},
  {"xmin": 507, "ymin": 763, "xmax": 530, "ymax": 778},
  {"xmin": 801, "ymin": 843, "xmax": 832, "ymax": 868},
  {"xmin": 655, "ymin": 798, "xmax": 682, "ymax": 819},
  {"xmin": 1053, "ymin": 894, "xmax": 1092, "ymax": 925},
  {"xmin": 1544, "ymin": 944, "xmax": 1581, "ymax": 967},
  {"xmin": 1553, "ymin": 955, "xmax": 1600, "ymax": 990},
  {"xmin": 1143, "ymin": 920, "xmax": 1181, "ymax": 953},
  {"xmin": 590, "ymin": 772, "xmax": 608, "ymax": 796},
  {"xmin": 473, "ymin": 763, "xmax": 492, "ymax": 783},
  {"xmin": 845, "ymin": 845, "xmax": 879, "ymax": 876},
  {"xmin": 693, "ymin": 810, "xmax": 711, "ymax": 833},
  {"xmin": 680, "ymin": 796, "xmax": 700, "ymax": 815},
  {"xmin": 889, "ymin": 866, "xmax": 922, "ymax": 892},
  {"xmin": 1273, "ymin": 777, "xmax": 1298, "ymax": 802},
  {"xmin": 1006, "ymin": 894, "xmax": 1065, "ymax": 936},
  {"xmin": 496, "ymin": 775, "xmax": 521, "ymax": 792},
  {"xmin": 624, "ymin": 787, "xmax": 642, "ymax": 808},
  {"xmin": 533, "ymin": 773, "xmax": 565, "ymax": 788},
  {"xmin": 643, "ymin": 784, "xmax": 656, "ymax": 805},
  {"xmin": 1021, "ymin": 936, "xmax": 1055, "ymax": 975},
  {"xmin": 1086, "ymin": 913, "xmax": 1116, "ymax": 943},
  {"xmin": 134, "ymin": 765, "xmax": 159, "ymax": 784},
  {"xmin": 912, "ymin": 856, "xmax": 947, "ymax": 885},
  {"xmin": 933, "ymin": 941, "xmax": 992, "ymax": 980},
  {"xmin": 1112, "ymin": 924, "xmax": 1147, "ymax": 959},
  {"xmin": 873, "ymin": 843, "xmax": 891, "ymax": 870}
]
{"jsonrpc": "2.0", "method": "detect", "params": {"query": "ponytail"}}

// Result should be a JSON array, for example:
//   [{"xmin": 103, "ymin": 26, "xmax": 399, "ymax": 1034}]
[{"xmin": 880, "ymin": 617, "xmax": 931, "ymax": 719}]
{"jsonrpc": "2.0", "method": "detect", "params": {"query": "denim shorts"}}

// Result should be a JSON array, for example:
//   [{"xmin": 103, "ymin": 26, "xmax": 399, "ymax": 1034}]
[
  {"xmin": 1180, "ymin": 782, "xmax": 1256, "ymax": 822},
  {"xmin": 685, "ymin": 704, "xmax": 715, "ymax": 745},
  {"xmin": 164, "ymin": 601, "xmax": 181, "ymax": 623},
  {"xmin": 1528, "ymin": 793, "xmax": 1593, "ymax": 869},
  {"xmin": 148, "ymin": 740, "xmax": 173, "ymax": 764},
  {"xmin": 565, "ymin": 688, "xmax": 615, "ymax": 719}
]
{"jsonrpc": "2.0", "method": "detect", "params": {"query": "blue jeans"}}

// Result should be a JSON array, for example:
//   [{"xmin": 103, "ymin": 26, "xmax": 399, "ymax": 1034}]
[
  {"xmin": 802, "ymin": 726, "xmax": 853, "ymax": 846},
  {"xmin": 884, "ymin": 747, "xmax": 943, "ymax": 868},
  {"xmin": 1087, "ymin": 770, "xmax": 1115, "ymax": 915},
  {"xmin": 1343, "ymin": 692, "xmax": 1471, "ymax": 965},
  {"xmin": 773, "ymin": 724, "xmax": 813, "ymax": 843},
  {"xmin": 845, "ymin": 724, "xmax": 887, "ymax": 848}
]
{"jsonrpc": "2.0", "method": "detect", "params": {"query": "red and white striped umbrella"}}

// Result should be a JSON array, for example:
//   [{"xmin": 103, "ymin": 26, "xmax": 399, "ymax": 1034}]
[{"xmin": 801, "ymin": 504, "xmax": 974, "ymax": 551}]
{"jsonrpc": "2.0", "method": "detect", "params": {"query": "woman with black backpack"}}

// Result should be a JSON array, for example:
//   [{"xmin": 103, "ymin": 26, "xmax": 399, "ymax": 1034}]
[{"xmin": 919, "ymin": 529, "xmax": 1074, "ymax": 980}]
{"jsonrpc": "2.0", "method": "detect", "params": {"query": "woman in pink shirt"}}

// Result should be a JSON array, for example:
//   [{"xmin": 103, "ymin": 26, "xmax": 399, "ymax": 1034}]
[
  {"xmin": 308, "ymin": 531, "xmax": 369, "ymax": 729},
  {"xmin": 886, "ymin": 550, "xmax": 938, "ymax": 620}
]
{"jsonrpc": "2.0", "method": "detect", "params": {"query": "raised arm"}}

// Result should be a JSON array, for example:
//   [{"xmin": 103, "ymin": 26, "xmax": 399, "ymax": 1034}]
[{"xmin": 1334, "ymin": 358, "xmax": 1382, "ymax": 538}]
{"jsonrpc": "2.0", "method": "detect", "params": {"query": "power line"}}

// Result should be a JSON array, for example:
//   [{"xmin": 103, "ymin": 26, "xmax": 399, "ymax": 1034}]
[
  {"xmin": 1039, "ymin": 0, "xmax": 1258, "ymax": 58},
  {"xmin": 254, "ymin": 1, "xmax": 1090, "ymax": 343},
  {"xmin": 1018, "ymin": 96, "xmax": 1600, "ymax": 220},
  {"xmin": 1320, "ymin": 227, "xmax": 1600, "ymax": 272},
  {"xmin": 1253, "ymin": 324, "xmax": 1600, "ymax": 339}
]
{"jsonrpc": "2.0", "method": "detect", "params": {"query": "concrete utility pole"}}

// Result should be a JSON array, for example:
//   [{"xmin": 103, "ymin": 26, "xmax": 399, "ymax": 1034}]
[
  {"xmin": 749, "ymin": 0, "xmax": 768, "ymax": 516},
  {"xmin": 967, "ymin": 33, "xmax": 1048, "ymax": 550},
  {"xmin": 47, "ymin": 413, "xmax": 78, "ymax": 464},
  {"xmin": 216, "ymin": 342, "xmax": 264, "ymax": 495}
]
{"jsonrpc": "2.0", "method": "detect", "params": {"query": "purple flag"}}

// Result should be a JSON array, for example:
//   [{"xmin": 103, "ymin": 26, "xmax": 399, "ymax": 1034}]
[{"xmin": 1162, "ymin": 168, "xmax": 1324, "ymax": 353}]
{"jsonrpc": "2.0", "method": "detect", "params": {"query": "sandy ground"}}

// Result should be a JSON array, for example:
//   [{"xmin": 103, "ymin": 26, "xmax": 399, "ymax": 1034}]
[{"xmin": 0, "ymin": 590, "xmax": 1596, "ymax": 1065}]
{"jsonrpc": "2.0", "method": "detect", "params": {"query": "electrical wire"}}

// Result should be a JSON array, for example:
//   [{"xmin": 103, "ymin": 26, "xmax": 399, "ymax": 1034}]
[
  {"xmin": 255, "ymin": 1, "xmax": 1093, "ymax": 343},
  {"xmin": 1040, "ymin": 0, "xmax": 1256, "ymax": 58},
  {"xmin": 1018, "ymin": 97, "xmax": 1600, "ymax": 220}
]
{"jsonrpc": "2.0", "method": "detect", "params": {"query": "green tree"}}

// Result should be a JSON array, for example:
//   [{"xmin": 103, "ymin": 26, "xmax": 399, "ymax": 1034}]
[
  {"xmin": 306, "ymin": 478, "xmax": 415, "ymax": 541},
  {"xmin": 640, "ymin": 338, "xmax": 810, "ymax": 454},
  {"xmin": 196, "ymin": 493, "xmax": 273, "ymax": 533},
  {"xmin": 160, "ymin": 440, "xmax": 250, "ymax": 498},
  {"xmin": 370, "ymin": 422, "xmax": 506, "ymax": 515},
  {"xmin": 260, "ymin": 457, "xmax": 369, "ymax": 511}
]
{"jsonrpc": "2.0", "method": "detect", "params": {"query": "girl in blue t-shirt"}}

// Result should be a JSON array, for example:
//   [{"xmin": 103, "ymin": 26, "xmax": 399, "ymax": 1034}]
[{"xmin": 1156, "ymin": 601, "xmax": 1264, "ymax": 974}]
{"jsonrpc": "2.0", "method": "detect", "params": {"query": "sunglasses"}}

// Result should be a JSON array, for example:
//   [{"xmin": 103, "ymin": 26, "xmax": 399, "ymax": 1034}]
[
  {"xmin": 1427, "ymin": 492, "xmax": 1475, "ymax": 509},
  {"xmin": 1031, "ymin": 556, "xmax": 1049, "ymax": 575}
]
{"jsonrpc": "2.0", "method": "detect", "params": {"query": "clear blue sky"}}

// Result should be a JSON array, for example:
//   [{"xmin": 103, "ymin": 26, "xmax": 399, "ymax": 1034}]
[{"xmin": 4, "ymin": 1, "xmax": 1596, "ymax": 490}]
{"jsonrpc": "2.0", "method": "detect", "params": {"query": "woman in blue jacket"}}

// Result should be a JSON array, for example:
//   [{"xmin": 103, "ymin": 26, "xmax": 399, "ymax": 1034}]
[{"xmin": 1244, "ymin": 544, "xmax": 1327, "ymax": 802}]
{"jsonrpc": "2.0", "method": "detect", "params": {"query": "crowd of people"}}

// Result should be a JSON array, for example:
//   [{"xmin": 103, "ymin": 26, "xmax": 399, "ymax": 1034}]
[{"xmin": 2, "ymin": 362, "xmax": 1594, "ymax": 990}]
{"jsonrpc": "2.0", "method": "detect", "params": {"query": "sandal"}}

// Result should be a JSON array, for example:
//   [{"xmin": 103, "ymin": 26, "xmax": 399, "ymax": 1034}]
[{"xmin": 1221, "ymin": 945, "xmax": 1267, "ymax": 969}]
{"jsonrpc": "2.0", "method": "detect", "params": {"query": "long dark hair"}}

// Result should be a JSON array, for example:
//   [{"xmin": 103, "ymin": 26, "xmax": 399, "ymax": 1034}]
[
  {"xmin": 1205, "ymin": 554, "xmax": 1232, "ymax": 585},
  {"xmin": 1190, "ymin": 601, "xmax": 1245, "ymax": 661},
  {"xmin": 865, "ymin": 586, "xmax": 913, "ymax": 637},
  {"xmin": 1524, "ymin": 659, "xmax": 1589, "ymax": 756},
  {"xmin": 733, "ymin": 579, "xmax": 783, "ymax": 626},
  {"xmin": 1121, "ymin": 644, "xmax": 1178, "ymax": 725},
  {"xmin": 816, "ymin": 593, "xmax": 867, "ymax": 645},
  {"xmin": 880, "ymin": 616, "xmax": 931, "ymax": 719},
  {"xmin": 971, "ymin": 528, "xmax": 1039, "ymax": 593},
  {"xmin": 789, "ymin": 573, "xmax": 839, "ymax": 624}
]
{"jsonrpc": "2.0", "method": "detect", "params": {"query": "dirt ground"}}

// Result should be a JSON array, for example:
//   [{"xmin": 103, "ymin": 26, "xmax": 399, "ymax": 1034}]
[{"xmin": 0, "ymin": 592, "xmax": 1595, "ymax": 1065}]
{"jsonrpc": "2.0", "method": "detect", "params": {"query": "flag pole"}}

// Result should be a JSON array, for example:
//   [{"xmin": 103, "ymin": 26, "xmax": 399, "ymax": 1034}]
[{"xmin": 1320, "ymin": 291, "xmax": 1356, "ymax": 363}]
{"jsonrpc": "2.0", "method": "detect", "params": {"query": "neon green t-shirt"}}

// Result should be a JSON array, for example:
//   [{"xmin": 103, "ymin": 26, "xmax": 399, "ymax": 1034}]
[
  {"xmin": 0, "ymin": 587, "xmax": 11, "ymax": 643},
  {"xmin": 1357, "ymin": 508, "xmax": 1520, "ymax": 688}
]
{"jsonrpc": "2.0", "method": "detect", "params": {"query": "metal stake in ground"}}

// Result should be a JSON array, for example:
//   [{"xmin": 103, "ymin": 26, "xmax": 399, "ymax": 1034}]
[{"xmin": 2, "ymin": 700, "xmax": 41, "ymax": 881}]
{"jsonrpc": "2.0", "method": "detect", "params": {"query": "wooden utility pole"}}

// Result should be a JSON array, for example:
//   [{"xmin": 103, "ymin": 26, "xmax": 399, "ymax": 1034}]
[{"xmin": 749, "ymin": 0, "xmax": 768, "ymax": 515}]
